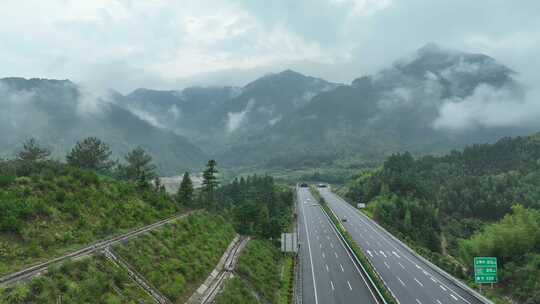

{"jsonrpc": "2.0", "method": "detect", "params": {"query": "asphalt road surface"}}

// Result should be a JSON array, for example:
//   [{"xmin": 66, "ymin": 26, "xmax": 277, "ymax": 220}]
[
  {"xmin": 318, "ymin": 188, "xmax": 486, "ymax": 304},
  {"xmin": 297, "ymin": 187, "xmax": 379, "ymax": 304}
]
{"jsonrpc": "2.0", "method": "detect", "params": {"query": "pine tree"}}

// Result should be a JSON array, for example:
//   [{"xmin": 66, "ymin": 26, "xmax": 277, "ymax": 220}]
[
  {"xmin": 124, "ymin": 146, "xmax": 156, "ymax": 181},
  {"xmin": 16, "ymin": 138, "xmax": 51, "ymax": 163},
  {"xmin": 66, "ymin": 137, "xmax": 113, "ymax": 171},
  {"xmin": 177, "ymin": 172, "xmax": 194, "ymax": 207},
  {"xmin": 201, "ymin": 159, "xmax": 219, "ymax": 206}
]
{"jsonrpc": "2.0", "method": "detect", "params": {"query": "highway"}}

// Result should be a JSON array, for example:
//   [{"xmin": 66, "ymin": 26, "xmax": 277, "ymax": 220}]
[
  {"xmin": 318, "ymin": 187, "xmax": 487, "ymax": 304},
  {"xmin": 297, "ymin": 187, "xmax": 379, "ymax": 304}
]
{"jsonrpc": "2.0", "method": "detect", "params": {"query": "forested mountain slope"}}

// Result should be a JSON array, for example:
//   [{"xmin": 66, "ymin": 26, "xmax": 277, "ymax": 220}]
[
  {"xmin": 2, "ymin": 44, "xmax": 536, "ymax": 174},
  {"xmin": 345, "ymin": 132, "xmax": 540, "ymax": 303},
  {"xmin": 220, "ymin": 44, "xmax": 534, "ymax": 168},
  {"xmin": 0, "ymin": 78, "xmax": 206, "ymax": 174}
]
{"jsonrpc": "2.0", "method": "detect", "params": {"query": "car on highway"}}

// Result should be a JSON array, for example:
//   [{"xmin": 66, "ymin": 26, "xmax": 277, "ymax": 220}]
[
  {"xmin": 299, "ymin": 183, "xmax": 309, "ymax": 187},
  {"xmin": 341, "ymin": 217, "xmax": 347, "ymax": 222},
  {"xmin": 317, "ymin": 183, "xmax": 327, "ymax": 188}
]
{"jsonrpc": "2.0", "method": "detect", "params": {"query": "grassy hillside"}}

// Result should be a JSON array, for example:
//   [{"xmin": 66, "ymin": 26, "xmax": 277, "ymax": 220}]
[
  {"xmin": 0, "ymin": 255, "xmax": 154, "ymax": 304},
  {"xmin": 345, "ymin": 133, "xmax": 540, "ymax": 303},
  {"xmin": 216, "ymin": 239, "xmax": 291, "ymax": 304},
  {"xmin": 0, "ymin": 161, "xmax": 180, "ymax": 276},
  {"xmin": 236, "ymin": 240, "xmax": 281, "ymax": 304},
  {"xmin": 114, "ymin": 212, "xmax": 235, "ymax": 302},
  {"xmin": 215, "ymin": 277, "xmax": 258, "ymax": 304}
]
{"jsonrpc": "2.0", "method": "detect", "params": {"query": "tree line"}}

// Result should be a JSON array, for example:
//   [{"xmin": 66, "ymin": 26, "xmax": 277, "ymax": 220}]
[
  {"xmin": 2, "ymin": 137, "xmax": 158, "ymax": 185},
  {"xmin": 346, "ymin": 134, "xmax": 540, "ymax": 303}
]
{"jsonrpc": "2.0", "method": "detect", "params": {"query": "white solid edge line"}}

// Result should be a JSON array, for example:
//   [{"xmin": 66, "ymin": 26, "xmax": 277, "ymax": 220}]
[
  {"xmin": 325, "ymin": 190, "xmax": 475, "ymax": 304},
  {"xmin": 300, "ymin": 189, "xmax": 319, "ymax": 304},
  {"xmin": 319, "ymin": 201, "xmax": 381, "ymax": 304}
]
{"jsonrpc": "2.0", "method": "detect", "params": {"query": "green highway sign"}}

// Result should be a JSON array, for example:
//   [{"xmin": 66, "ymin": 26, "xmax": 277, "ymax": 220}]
[{"xmin": 474, "ymin": 257, "xmax": 497, "ymax": 284}]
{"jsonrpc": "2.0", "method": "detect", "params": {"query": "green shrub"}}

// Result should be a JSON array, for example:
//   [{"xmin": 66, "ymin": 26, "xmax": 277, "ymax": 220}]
[
  {"xmin": 0, "ymin": 164, "xmax": 180, "ymax": 277},
  {"xmin": 0, "ymin": 255, "xmax": 153, "ymax": 303},
  {"xmin": 215, "ymin": 278, "xmax": 258, "ymax": 304},
  {"xmin": 237, "ymin": 240, "xmax": 280, "ymax": 303},
  {"xmin": 0, "ymin": 175, "xmax": 15, "ymax": 187},
  {"xmin": 114, "ymin": 213, "xmax": 235, "ymax": 302}
]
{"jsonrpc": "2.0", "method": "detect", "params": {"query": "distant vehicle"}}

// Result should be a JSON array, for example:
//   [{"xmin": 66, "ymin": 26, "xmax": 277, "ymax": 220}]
[
  {"xmin": 317, "ymin": 183, "xmax": 327, "ymax": 188},
  {"xmin": 299, "ymin": 183, "xmax": 309, "ymax": 187},
  {"xmin": 341, "ymin": 217, "xmax": 347, "ymax": 222}
]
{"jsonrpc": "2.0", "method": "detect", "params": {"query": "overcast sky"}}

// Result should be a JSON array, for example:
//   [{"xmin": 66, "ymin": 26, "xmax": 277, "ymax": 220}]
[{"xmin": 1, "ymin": 0, "xmax": 539, "ymax": 93}]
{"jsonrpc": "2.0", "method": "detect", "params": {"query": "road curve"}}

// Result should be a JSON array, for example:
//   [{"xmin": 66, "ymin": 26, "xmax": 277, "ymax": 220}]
[{"xmin": 297, "ymin": 187, "xmax": 379, "ymax": 304}]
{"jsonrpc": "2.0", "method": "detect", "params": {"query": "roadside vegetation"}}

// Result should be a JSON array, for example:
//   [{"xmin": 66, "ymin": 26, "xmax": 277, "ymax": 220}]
[
  {"xmin": 204, "ymin": 169, "xmax": 294, "ymax": 304},
  {"xmin": 0, "ymin": 139, "xmax": 296, "ymax": 304},
  {"xmin": 216, "ymin": 175, "xmax": 294, "ymax": 239},
  {"xmin": 215, "ymin": 277, "xmax": 258, "ymax": 304},
  {"xmin": 114, "ymin": 212, "xmax": 235, "ymax": 302},
  {"xmin": 345, "ymin": 134, "xmax": 540, "ymax": 303},
  {"xmin": 278, "ymin": 256, "xmax": 294, "ymax": 304},
  {"xmin": 0, "ymin": 138, "xmax": 179, "ymax": 276},
  {"xmin": 0, "ymin": 255, "xmax": 153, "ymax": 304},
  {"xmin": 237, "ymin": 240, "xmax": 281, "ymax": 303},
  {"xmin": 214, "ymin": 239, "xmax": 294, "ymax": 304}
]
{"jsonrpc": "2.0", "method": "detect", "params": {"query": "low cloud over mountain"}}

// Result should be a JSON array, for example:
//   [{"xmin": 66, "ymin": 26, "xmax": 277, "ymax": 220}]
[{"xmin": 2, "ymin": 44, "xmax": 538, "ymax": 171}]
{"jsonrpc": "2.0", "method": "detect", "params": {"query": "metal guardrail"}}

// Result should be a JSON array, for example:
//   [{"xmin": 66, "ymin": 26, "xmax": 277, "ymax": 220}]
[
  {"xmin": 294, "ymin": 252, "xmax": 303, "ymax": 304},
  {"xmin": 353, "ymin": 203, "xmax": 493, "ymax": 304},
  {"xmin": 293, "ymin": 184, "xmax": 302, "ymax": 304},
  {"xmin": 320, "ymin": 204, "xmax": 389, "ymax": 304},
  {"xmin": 328, "ymin": 189, "xmax": 493, "ymax": 304}
]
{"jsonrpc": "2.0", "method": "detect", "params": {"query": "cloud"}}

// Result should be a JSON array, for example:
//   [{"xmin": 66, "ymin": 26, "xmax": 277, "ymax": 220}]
[
  {"xmin": 226, "ymin": 99, "xmax": 255, "ymax": 132},
  {"xmin": 128, "ymin": 108, "xmax": 166, "ymax": 129},
  {"xmin": 0, "ymin": 0, "xmax": 539, "ymax": 94},
  {"xmin": 433, "ymin": 84, "xmax": 540, "ymax": 130},
  {"xmin": 0, "ymin": 83, "xmax": 53, "ymax": 149}
]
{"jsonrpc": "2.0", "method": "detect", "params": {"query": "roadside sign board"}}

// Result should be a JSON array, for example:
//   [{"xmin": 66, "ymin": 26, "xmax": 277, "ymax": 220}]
[
  {"xmin": 281, "ymin": 233, "xmax": 298, "ymax": 253},
  {"xmin": 474, "ymin": 257, "xmax": 497, "ymax": 284}
]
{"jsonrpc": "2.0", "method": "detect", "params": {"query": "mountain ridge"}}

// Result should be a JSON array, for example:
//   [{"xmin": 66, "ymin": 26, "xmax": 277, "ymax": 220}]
[{"xmin": 2, "ymin": 44, "xmax": 536, "ymax": 173}]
